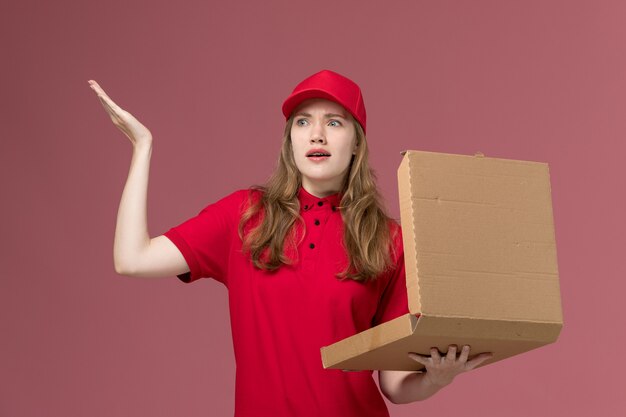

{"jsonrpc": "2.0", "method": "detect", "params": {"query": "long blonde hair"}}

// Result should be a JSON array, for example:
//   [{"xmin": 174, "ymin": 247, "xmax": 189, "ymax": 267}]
[{"xmin": 238, "ymin": 114, "xmax": 397, "ymax": 282}]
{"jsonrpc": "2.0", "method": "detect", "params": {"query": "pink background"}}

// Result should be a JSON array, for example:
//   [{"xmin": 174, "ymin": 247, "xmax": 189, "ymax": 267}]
[{"xmin": 2, "ymin": 0, "xmax": 624, "ymax": 416}]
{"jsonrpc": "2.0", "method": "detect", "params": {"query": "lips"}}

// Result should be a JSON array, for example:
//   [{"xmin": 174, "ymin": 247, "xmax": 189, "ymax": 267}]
[{"xmin": 306, "ymin": 149, "xmax": 331, "ymax": 157}]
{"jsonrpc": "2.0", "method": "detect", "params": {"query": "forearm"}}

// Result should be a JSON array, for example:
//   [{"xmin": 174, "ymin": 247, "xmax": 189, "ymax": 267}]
[
  {"xmin": 389, "ymin": 371, "xmax": 447, "ymax": 404},
  {"xmin": 113, "ymin": 142, "xmax": 153, "ymax": 273}
]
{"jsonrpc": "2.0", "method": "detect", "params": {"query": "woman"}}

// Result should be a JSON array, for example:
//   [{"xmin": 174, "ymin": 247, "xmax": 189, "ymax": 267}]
[{"xmin": 88, "ymin": 69, "xmax": 492, "ymax": 417}]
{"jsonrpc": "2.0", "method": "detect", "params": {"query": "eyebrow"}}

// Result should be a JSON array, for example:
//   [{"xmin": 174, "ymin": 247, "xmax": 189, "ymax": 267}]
[{"xmin": 295, "ymin": 112, "xmax": 348, "ymax": 119}]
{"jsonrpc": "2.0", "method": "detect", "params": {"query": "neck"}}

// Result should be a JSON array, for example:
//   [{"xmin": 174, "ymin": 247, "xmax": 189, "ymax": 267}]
[{"xmin": 301, "ymin": 179, "xmax": 342, "ymax": 198}]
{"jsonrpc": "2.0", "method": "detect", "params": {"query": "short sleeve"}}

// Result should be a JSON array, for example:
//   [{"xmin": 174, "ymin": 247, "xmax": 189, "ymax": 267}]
[
  {"xmin": 163, "ymin": 189, "xmax": 249, "ymax": 286},
  {"xmin": 371, "ymin": 223, "xmax": 410, "ymax": 327}
]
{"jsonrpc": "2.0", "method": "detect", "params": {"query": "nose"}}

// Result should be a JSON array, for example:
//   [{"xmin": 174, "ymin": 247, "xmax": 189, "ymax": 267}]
[{"xmin": 309, "ymin": 123, "xmax": 326, "ymax": 144}]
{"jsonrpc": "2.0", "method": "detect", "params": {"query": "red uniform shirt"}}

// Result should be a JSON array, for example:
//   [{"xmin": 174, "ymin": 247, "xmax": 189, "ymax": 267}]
[{"xmin": 164, "ymin": 186, "xmax": 409, "ymax": 417}]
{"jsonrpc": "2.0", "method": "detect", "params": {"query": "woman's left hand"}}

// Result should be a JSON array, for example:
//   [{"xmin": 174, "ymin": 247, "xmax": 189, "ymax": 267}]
[{"xmin": 408, "ymin": 345, "xmax": 493, "ymax": 388}]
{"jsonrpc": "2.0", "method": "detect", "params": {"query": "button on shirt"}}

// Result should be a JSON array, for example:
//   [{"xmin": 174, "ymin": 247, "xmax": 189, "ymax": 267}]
[{"xmin": 163, "ymin": 186, "xmax": 409, "ymax": 417}]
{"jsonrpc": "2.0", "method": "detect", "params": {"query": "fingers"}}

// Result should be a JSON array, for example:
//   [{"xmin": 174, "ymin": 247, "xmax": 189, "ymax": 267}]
[
  {"xmin": 88, "ymin": 80, "xmax": 108, "ymax": 100},
  {"xmin": 88, "ymin": 80, "xmax": 123, "ymax": 115},
  {"xmin": 445, "ymin": 345, "xmax": 457, "ymax": 362},
  {"xmin": 88, "ymin": 80, "xmax": 108, "ymax": 99},
  {"xmin": 408, "ymin": 345, "xmax": 492, "ymax": 370},
  {"xmin": 407, "ymin": 352, "xmax": 430, "ymax": 366},
  {"xmin": 430, "ymin": 347, "xmax": 442, "ymax": 362},
  {"xmin": 407, "ymin": 346, "xmax": 451, "ymax": 366},
  {"xmin": 95, "ymin": 94, "xmax": 116, "ymax": 115},
  {"xmin": 458, "ymin": 345, "xmax": 470, "ymax": 363},
  {"xmin": 465, "ymin": 352, "xmax": 494, "ymax": 371},
  {"xmin": 407, "ymin": 348, "xmax": 443, "ymax": 366}
]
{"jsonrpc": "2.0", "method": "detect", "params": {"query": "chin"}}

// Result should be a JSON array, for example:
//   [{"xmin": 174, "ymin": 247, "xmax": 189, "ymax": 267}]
[
  {"xmin": 301, "ymin": 170, "xmax": 338, "ymax": 181},
  {"xmin": 303, "ymin": 172, "xmax": 346, "ymax": 187}
]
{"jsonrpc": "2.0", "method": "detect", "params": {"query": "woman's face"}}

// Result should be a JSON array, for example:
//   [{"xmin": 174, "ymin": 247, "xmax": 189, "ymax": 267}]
[{"xmin": 290, "ymin": 98, "xmax": 357, "ymax": 197}]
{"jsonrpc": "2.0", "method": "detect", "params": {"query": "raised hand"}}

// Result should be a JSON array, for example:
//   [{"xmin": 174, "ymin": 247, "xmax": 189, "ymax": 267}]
[{"xmin": 88, "ymin": 80, "xmax": 153, "ymax": 148}]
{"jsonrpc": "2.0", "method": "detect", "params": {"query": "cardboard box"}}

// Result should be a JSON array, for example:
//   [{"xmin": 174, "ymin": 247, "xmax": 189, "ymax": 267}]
[{"xmin": 320, "ymin": 150, "xmax": 563, "ymax": 371}]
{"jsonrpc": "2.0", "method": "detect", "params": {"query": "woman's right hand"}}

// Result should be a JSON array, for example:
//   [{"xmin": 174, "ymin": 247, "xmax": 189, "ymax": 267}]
[{"xmin": 88, "ymin": 80, "xmax": 153, "ymax": 148}]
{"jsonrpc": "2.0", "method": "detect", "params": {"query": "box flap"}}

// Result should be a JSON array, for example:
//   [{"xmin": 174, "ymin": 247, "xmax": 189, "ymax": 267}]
[
  {"xmin": 398, "ymin": 150, "xmax": 562, "ymax": 323},
  {"xmin": 321, "ymin": 313, "xmax": 418, "ymax": 371}
]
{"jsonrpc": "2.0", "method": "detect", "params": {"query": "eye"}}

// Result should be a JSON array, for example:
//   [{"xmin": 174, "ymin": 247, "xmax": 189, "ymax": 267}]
[
  {"xmin": 295, "ymin": 118, "xmax": 308, "ymax": 126},
  {"xmin": 329, "ymin": 120, "xmax": 342, "ymax": 127}
]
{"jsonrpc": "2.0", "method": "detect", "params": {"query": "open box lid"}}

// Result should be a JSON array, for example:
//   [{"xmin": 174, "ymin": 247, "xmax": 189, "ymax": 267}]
[{"xmin": 321, "ymin": 150, "xmax": 563, "ymax": 371}]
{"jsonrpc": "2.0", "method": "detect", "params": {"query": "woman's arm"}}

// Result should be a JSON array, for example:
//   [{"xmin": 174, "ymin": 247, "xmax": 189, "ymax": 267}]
[
  {"xmin": 113, "ymin": 142, "xmax": 152, "ymax": 274},
  {"xmin": 88, "ymin": 80, "xmax": 190, "ymax": 278},
  {"xmin": 379, "ymin": 370, "xmax": 444, "ymax": 403}
]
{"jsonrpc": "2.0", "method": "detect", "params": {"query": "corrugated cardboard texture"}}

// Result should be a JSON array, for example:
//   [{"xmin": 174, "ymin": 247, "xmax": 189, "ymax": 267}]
[
  {"xmin": 321, "ymin": 150, "xmax": 563, "ymax": 371},
  {"xmin": 400, "ymin": 150, "xmax": 561, "ymax": 322}
]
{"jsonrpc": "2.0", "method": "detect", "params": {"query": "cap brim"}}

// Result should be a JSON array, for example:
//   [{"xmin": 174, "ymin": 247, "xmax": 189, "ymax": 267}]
[
  {"xmin": 281, "ymin": 88, "xmax": 366, "ymax": 134},
  {"xmin": 281, "ymin": 89, "xmax": 345, "ymax": 120}
]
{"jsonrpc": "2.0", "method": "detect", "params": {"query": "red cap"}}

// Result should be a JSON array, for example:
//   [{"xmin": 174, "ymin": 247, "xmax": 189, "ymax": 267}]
[{"xmin": 281, "ymin": 69, "xmax": 367, "ymax": 134}]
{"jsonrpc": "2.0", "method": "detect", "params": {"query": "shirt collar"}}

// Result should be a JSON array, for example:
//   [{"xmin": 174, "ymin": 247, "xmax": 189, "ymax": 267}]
[{"xmin": 298, "ymin": 186, "xmax": 342, "ymax": 212}]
